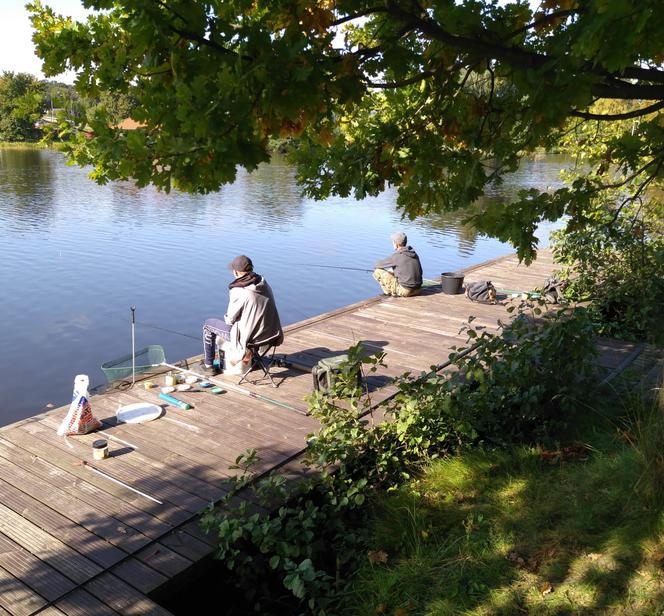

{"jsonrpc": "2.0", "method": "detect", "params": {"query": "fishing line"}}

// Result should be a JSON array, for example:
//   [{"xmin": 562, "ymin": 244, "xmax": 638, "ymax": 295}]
[
  {"xmin": 99, "ymin": 308, "xmax": 201, "ymax": 341},
  {"xmin": 297, "ymin": 263, "xmax": 440, "ymax": 286},
  {"xmin": 296, "ymin": 263, "xmax": 374, "ymax": 273}
]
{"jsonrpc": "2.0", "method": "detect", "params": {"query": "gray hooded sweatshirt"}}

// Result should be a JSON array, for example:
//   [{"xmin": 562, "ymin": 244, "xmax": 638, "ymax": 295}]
[
  {"xmin": 224, "ymin": 276, "xmax": 283, "ymax": 357},
  {"xmin": 375, "ymin": 246, "xmax": 423, "ymax": 289}
]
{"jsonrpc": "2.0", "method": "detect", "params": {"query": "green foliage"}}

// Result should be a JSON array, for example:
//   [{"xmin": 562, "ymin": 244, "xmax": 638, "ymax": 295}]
[
  {"xmin": 27, "ymin": 0, "xmax": 664, "ymax": 259},
  {"xmin": 552, "ymin": 201, "xmax": 664, "ymax": 343},
  {"xmin": 443, "ymin": 306, "xmax": 597, "ymax": 441},
  {"xmin": 200, "ymin": 449, "xmax": 367, "ymax": 615},
  {"xmin": 0, "ymin": 72, "xmax": 46, "ymax": 141},
  {"xmin": 87, "ymin": 90, "xmax": 138, "ymax": 125},
  {"xmin": 201, "ymin": 311, "xmax": 596, "ymax": 612},
  {"xmin": 548, "ymin": 96, "xmax": 664, "ymax": 343}
]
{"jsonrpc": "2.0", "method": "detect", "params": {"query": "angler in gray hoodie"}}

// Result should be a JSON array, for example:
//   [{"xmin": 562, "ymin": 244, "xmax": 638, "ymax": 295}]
[
  {"xmin": 201, "ymin": 255, "xmax": 283, "ymax": 375},
  {"xmin": 373, "ymin": 232, "xmax": 423, "ymax": 297}
]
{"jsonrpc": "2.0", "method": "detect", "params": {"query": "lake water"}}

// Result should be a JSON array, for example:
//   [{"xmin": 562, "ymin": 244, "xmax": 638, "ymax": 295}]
[{"xmin": 0, "ymin": 148, "xmax": 567, "ymax": 425}]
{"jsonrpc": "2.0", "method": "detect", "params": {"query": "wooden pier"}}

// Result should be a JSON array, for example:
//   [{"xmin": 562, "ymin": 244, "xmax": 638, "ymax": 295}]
[{"xmin": 0, "ymin": 250, "xmax": 644, "ymax": 615}]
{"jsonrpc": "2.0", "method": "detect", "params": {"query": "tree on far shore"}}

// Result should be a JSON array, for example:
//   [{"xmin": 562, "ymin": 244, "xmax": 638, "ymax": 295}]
[
  {"xmin": 28, "ymin": 0, "xmax": 664, "ymax": 260},
  {"xmin": 0, "ymin": 71, "xmax": 46, "ymax": 142}
]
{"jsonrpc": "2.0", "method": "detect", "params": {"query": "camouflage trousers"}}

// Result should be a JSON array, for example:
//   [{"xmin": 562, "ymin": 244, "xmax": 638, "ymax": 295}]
[{"xmin": 372, "ymin": 269, "xmax": 422, "ymax": 297}]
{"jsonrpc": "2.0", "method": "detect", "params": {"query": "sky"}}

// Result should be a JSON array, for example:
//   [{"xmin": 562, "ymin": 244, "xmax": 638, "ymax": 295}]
[{"xmin": 0, "ymin": 0, "xmax": 88, "ymax": 82}]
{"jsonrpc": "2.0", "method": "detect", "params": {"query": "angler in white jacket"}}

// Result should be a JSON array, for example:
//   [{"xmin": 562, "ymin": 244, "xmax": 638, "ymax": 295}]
[{"xmin": 201, "ymin": 255, "xmax": 283, "ymax": 376}]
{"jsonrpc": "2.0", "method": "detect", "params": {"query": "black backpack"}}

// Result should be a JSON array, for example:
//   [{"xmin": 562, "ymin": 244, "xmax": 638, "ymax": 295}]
[
  {"xmin": 465, "ymin": 281, "xmax": 497, "ymax": 303},
  {"xmin": 541, "ymin": 276, "xmax": 567, "ymax": 304}
]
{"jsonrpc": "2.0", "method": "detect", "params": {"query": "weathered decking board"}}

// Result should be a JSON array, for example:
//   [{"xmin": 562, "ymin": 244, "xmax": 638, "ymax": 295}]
[{"xmin": 0, "ymin": 249, "xmax": 643, "ymax": 615}]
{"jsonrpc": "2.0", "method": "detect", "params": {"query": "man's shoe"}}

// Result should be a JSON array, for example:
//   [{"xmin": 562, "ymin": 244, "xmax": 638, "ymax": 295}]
[{"xmin": 199, "ymin": 362, "xmax": 218, "ymax": 377}]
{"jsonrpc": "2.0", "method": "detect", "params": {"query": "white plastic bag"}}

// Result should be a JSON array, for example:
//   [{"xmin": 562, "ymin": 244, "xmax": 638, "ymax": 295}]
[
  {"xmin": 221, "ymin": 341, "xmax": 250, "ymax": 375},
  {"xmin": 57, "ymin": 375, "xmax": 102, "ymax": 436}
]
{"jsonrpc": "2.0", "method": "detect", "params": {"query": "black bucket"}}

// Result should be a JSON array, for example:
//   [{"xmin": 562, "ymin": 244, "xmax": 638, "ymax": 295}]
[{"xmin": 441, "ymin": 272, "xmax": 465, "ymax": 295}]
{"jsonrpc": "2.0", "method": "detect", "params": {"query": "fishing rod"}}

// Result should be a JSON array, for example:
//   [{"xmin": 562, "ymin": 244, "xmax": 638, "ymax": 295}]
[
  {"xmin": 161, "ymin": 362, "xmax": 307, "ymax": 415},
  {"xmin": 131, "ymin": 306, "xmax": 136, "ymax": 385},
  {"xmin": 298, "ymin": 263, "xmax": 440, "ymax": 286},
  {"xmin": 495, "ymin": 288, "xmax": 542, "ymax": 298},
  {"xmin": 297, "ymin": 263, "xmax": 374, "ymax": 273}
]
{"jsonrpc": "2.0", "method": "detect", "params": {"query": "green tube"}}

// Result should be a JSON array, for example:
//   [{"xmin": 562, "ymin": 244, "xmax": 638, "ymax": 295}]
[{"xmin": 159, "ymin": 392, "xmax": 192, "ymax": 410}]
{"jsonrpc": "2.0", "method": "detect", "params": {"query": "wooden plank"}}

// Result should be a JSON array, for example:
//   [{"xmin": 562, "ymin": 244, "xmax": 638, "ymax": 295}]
[
  {"xmin": 156, "ymin": 390, "xmax": 316, "ymax": 449},
  {"xmin": 0, "ymin": 501, "xmax": 102, "ymax": 584},
  {"xmin": 294, "ymin": 317, "xmax": 459, "ymax": 366},
  {"xmin": 359, "ymin": 312, "xmax": 503, "ymax": 340},
  {"xmin": 0, "ymin": 426, "xmax": 190, "ymax": 528},
  {"xmin": 283, "ymin": 295, "xmax": 384, "ymax": 334},
  {"xmin": 0, "ymin": 564, "xmax": 47, "ymax": 615},
  {"xmin": 0, "ymin": 455, "xmax": 150, "ymax": 554},
  {"xmin": 84, "ymin": 573, "xmax": 174, "ymax": 616},
  {"xmin": 134, "ymin": 543, "xmax": 192, "ymax": 579},
  {"xmin": 39, "ymin": 409, "xmax": 230, "ymax": 503},
  {"xmin": 159, "ymin": 383, "xmax": 316, "ymax": 442},
  {"xmin": 55, "ymin": 589, "xmax": 120, "ymax": 616},
  {"xmin": 176, "ymin": 519, "xmax": 216, "ymax": 547},
  {"xmin": 352, "ymin": 309, "xmax": 496, "ymax": 342},
  {"xmin": 158, "ymin": 527, "xmax": 215, "ymax": 562},
  {"xmin": 31, "ymin": 608, "xmax": 67, "ymax": 616},
  {"xmin": 0, "ymin": 477, "xmax": 124, "ymax": 569},
  {"xmin": 98, "ymin": 393, "xmax": 245, "ymax": 471},
  {"xmin": 0, "ymin": 436, "xmax": 173, "ymax": 540},
  {"xmin": 39, "ymin": 412, "xmax": 218, "ymax": 512},
  {"xmin": 290, "ymin": 324, "xmax": 423, "ymax": 359},
  {"xmin": 19, "ymin": 421, "xmax": 206, "ymax": 515},
  {"xmin": 195, "ymin": 374, "xmax": 311, "ymax": 416},
  {"xmin": 110, "ymin": 556, "xmax": 169, "ymax": 595},
  {"xmin": 154, "ymin": 393, "xmax": 313, "ymax": 464},
  {"xmin": 0, "ymin": 532, "xmax": 75, "ymax": 602},
  {"xmin": 126, "ymin": 377, "xmax": 318, "ymax": 440},
  {"xmin": 104, "ymin": 396, "xmax": 299, "ymax": 481},
  {"xmin": 362, "ymin": 300, "xmax": 506, "ymax": 327},
  {"xmin": 358, "ymin": 297, "xmax": 504, "ymax": 324}
]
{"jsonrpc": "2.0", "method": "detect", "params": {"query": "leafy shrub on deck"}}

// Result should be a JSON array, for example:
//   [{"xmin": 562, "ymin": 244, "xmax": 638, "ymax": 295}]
[
  {"xmin": 443, "ymin": 305, "xmax": 597, "ymax": 443},
  {"xmin": 201, "ymin": 305, "xmax": 597, "ymax": 614},
  {"xmin": 552, "ymin": 201, "xmax": 664, "ymax": 343}
]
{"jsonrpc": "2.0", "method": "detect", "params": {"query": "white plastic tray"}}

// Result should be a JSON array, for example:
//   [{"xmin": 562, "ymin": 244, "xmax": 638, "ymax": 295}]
[{"xmin": 116, "ymin": 402, "xmax": 163, "ymax": 424}]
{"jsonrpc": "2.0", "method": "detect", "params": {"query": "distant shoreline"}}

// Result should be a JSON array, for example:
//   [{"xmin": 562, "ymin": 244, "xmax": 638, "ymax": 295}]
[{"xmin": 0, "ymin": 141, "xmax": 50, "ymax": 149}]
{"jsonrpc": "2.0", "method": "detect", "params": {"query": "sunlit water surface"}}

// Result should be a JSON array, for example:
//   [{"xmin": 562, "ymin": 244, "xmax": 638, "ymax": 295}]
[{"xmin": 0, "ymin": 149, "xmax": 568, "ymax": 424}]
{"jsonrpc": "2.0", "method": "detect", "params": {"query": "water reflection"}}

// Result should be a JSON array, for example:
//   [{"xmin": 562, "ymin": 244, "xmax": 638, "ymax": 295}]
[
  {"xmin": 418, "ymin": 206, "xmax": 481, "ymax": 255},
  {"xmin": 0, "ymin": 148, "xmax": 569, "ymax": 424},
  {"xmin": 0, "ymin": 148, "xmax": 56, "ymax": 230},
  {"xmin": 222, "ymin": 156, "xmax": 305, "ymax": 229}
]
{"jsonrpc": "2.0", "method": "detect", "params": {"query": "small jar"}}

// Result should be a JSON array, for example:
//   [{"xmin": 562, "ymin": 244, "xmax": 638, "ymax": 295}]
[
  {"xmin": 164, "ymin": 372, "xmax": 177, "ymax": 387},
  {"xmin": 92, "ymin": 439, "xmax": 108, "ymax": 460}
]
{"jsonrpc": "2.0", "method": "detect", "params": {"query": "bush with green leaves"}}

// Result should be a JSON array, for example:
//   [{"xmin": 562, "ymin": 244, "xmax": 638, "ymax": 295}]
[
  {"xmin": 443, "ymin": 305, "xmax": 598, "ymax": 442},
  {"xmin": 201, "ymin": 306, "xmax": 596, "ymax": 614},
  {"xmin": 552, "ymin": 200, "xmax": 664, "ymax": 343}
]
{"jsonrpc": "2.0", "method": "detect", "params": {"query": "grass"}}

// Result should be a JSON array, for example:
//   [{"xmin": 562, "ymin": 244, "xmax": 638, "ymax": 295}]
[
  {"xmin": 0, "ymin": 141, "xmax": 49, "ymax": 149},
  {"xmin": 342, "ymin": 379, "xmax": 664, "ymax": 615}
]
